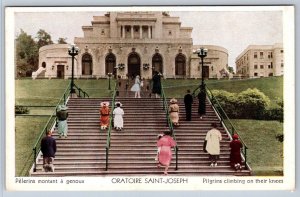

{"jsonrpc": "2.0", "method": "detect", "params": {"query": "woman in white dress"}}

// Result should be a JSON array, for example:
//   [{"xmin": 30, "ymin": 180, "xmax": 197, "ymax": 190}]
[
  {"xmin": 113, "ymin": 102, "xmax": 124, "ymax": 131},
  {"xmin": 130, "ymin": 75, "xmax": 141, "ymax": 98},
  {"xmin": 204, "ymin": 122, "xmax": 222, "ymax": 167}
]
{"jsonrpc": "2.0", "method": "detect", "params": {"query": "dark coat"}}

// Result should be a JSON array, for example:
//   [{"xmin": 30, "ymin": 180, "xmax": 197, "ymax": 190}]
[
  {"xmin": 197, "ymin": 90, "xmax": 206, "ymax": 115},
  {"xmin": 151, "ymin": 74, "xmax": 161, "ymax": 95},
  {"xmin": 56, "ymin": 110, "xmax": 68, "ymax": 121},
  {"xmin": 230, "ymin": 139, "xmax": 243, "ymax": 166},
  {"xmin": 184, "ymin": 93, "xmax": 193, "ymax": 107},
  {"xmin": 184, "ymin": 93, "xmax": 193, "ymax": 121},
  {"xmin": 41, "ymin": 136, "xmax": 56, "ymax": 158}
]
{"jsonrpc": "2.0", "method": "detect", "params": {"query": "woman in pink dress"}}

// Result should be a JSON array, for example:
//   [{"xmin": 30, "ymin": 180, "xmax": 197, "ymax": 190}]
[{"xmin": 157, "ymin": 131, "xmax": 176, "ymax": 175}]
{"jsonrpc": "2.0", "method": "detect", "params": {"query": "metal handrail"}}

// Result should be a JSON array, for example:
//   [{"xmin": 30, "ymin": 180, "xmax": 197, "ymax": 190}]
[
  {"xmin": 29, "ymin": 82, "xmax": 71, "ymax": 175},
  {"xmin": 161, "ymin": 84, "xmax": 178, "ymax": 170},
  {"xmin": 74, "ymin": 83, "xmax": 89, "ymax": 98},
  {"xmin": 105, "ymin": 82, "xmax": 117, "ymax": 170},
  {"xmin": 204, "ymin": 86, "xmax": 249, "ymax": 169}
]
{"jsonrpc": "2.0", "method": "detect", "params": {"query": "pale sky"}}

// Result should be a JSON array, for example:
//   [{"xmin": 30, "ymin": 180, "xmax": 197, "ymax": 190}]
[{"xmin": 13, "ymin": 7, "xmax": 283, "ymax": 69}]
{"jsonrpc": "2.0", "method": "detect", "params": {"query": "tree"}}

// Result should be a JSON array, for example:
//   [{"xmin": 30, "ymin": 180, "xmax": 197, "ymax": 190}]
[
  {"xmin": 228, "ymin": 66, "xmax": 235, "ymax": 74},
  {"xmin": 57, "ymin": 37, "xmax": 68, "ymax": 44},
  {"xmin": 36, "ymin": 29, "xmax": 53, "ymax": 49},
  {"xmin": 15, "ymin": 29, "xmax": 39, "ymax": 77}
]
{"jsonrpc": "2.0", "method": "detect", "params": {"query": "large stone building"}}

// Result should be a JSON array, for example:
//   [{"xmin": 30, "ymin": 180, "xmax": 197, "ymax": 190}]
[
  {"xmin": 35, "ymin": 12, "xmax": 229, "ymax": 79},
  {"xmin": 235, "ymin": 43, "xmax": 284, "ymax": 78}
]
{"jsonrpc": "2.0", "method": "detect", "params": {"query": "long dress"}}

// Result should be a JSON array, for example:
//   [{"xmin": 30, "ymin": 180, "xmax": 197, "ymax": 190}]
[
  {"xmin": 205, "ymin": 128, "xmax": 222, "ymax": 155},
  {"xmin": 113, "ymin": 107, "xmax": 124, "ymax": 129},
  {"xmin": 198, "ymin": 89, "xmax": 206, "ymax": 116},
  {"xmin": 169, "ymin": 103, "xmax": 179, "ymax": 124},
  {"xmin": 130, "ymin": 78, "xmax": 141, "ymax": 92},
  {"xmin": 184, "ymin": 93, "xmax": 193, "ymax": 121},
  {"xmin": 152, "ymin": 73, "xmax": 161, "ymax": 95},
  {"xmin": 100, "ymin": 106, "xmax": 110, "ymax": 127},
  {"xmin": 157, "ymin": 135, "xmax": 176, "ymax": 166},
  {"xmin": 230, "ymin": 139, "xmax": 243, "ymax": 167}
]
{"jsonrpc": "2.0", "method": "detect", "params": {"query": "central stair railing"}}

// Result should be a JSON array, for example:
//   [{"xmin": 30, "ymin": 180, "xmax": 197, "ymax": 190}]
[
  {"xmin": 105, "ymin": 82, "xmax": 117, "ymax": 170},
  {"xmin": 161, "ymin": 84, "xmax": 178, "ymax": 170}
]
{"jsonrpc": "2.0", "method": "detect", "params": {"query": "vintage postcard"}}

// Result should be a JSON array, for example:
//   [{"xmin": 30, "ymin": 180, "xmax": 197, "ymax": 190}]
[{"xmin": 5, "ymin": 6, "xmax": 295, "ymax": 191}]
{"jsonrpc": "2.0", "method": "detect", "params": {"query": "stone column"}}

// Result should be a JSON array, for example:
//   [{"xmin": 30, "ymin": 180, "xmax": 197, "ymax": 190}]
[
  {"xmin": 131, "ymin": 26, "xmax": 134, "ymax": 38},
  {"xmin": 148, "ymin": 26, "xmax": 151, "ymax": 38},
  {"xmin": 140, "ymin": 26, "xmax": 142, "ymax": 39},
  {"xmin": 122, "ymin": 26, "xmax": 125, "ymax": 38}
]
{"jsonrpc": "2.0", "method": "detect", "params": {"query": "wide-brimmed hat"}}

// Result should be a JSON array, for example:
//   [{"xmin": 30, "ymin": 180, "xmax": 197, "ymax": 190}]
[
  {"xmin": 170, "ymin": 98, "xmax": 177, "ymax": 104},
  {"xmin": 115, "ymin": 102, "xmax": 122, "ymax": 107},
  {"xmin": 157, "ymin": 134, "xmax": 164, "ymax": 138},
  {"xmin": 100, "ymin": 101, "xmax": 109, "ymax": 107},
  {"xmin": 57, "ymin": 104, "xmax": 68, "ymax": 111}
]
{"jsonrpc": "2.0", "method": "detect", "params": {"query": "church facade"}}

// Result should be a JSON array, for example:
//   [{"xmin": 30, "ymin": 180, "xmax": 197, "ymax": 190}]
[{"xmin": 36, "ymin": 12, "xmax": 229, "ymax": 79}]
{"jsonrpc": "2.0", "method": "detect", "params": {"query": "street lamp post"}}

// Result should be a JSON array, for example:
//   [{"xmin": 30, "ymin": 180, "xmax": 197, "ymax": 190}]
[
  {"xmin": 108, "ymin": 72, "xmax": 112, "ymax": 90},
  {"xmin": 194, "ymin": 48, "xmax": 208, "ymax": 118},
  {"xmin": 68, "ymin": 45, "xmax": 79, "ymax": 95}
]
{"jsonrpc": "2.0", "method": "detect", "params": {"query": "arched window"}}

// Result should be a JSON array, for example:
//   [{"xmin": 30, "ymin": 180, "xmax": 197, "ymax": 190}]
[
  {"xmin": 175, "ymin": 54, "xmax": 186, "ymax": 76},
  {"xmin": 82, "ymin": 53, "xmax": 93, "ymax": 75},
  {"xmin": 105, "ymin": 53, "xmax": 116, "ymax": 76},
  {"xmin": 42, "ymin": 62, "xmax": 46, "ymax": 68},
  {"xmin": 152, "ymin": 53, "xmax": 163, "ymax": 74}
]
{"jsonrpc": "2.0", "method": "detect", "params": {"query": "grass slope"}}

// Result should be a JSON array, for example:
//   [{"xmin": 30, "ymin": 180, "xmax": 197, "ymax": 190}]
[{"xmin": 232, "ymin": 119, "xmax": 283, "ymax": 176}]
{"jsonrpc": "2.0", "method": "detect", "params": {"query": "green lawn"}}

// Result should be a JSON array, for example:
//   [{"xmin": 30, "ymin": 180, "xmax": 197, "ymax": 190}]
[
  {"xmin": 15, "ymin": 116, "xmax": 50, "ymax": 176},
  {"xmin": 232, "ymin": 119, "xmax": 283, "ymax": 176}
]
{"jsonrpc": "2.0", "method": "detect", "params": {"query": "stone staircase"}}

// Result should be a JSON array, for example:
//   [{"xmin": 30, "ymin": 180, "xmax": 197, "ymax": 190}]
[{"xmin": 30, "ymin": 92, "xmax": 251, "ymax": 176}]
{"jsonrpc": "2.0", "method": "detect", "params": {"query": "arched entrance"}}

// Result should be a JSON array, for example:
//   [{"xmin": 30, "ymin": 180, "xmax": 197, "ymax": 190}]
[
  {"xmin": 82, "ymin": 53, "xmax": 93, "ymax": 75},
  {"xmin": 152, "ymin": 53, "xmax": 163, "ymax": 74},
  {"xmin": 105, "ymin": 53, "xmax": 116, "ymax": 77},
  {"xmin": 175, "ymin": 54, "xmax": 186, "ymax": 76},
  {"xmin": 128, "ymin": 52, "xmax": 141, "ymax": 78}
]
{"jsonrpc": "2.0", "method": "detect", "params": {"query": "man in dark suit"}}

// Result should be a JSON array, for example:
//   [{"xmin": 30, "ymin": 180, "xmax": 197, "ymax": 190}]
[
  {"xmin": 41, "ymin": 130, "xmax": 56, "ymax": 172},
  {"xmin": 184, "ymin": 89, "xmax": 193, "ymax": 121}
]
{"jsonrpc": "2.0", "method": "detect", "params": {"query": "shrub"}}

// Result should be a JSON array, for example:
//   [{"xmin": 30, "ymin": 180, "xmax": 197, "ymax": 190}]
[
  {"xmin": 264, "ymin": 98, "xmax": 284, "ymax": 122},
  {"xmin": 211, "ymin": 90, "xmax": 239, "ymax": 118},
  {"xmin": 237, "ymin": 88, "xmax": 270, "ymax": 119},
  {"xmin": 15, "ymin": 105, "xmax": 29, "ymax": 114},
  {"xmin": 211, "ymin": 88, "xmax": 272, "ymax": 120}
]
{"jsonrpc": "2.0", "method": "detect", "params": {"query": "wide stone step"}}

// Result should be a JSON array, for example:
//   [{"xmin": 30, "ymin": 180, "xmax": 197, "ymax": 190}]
[
  {"xmin": 33, "ymin": 164, "xmax": 236, "ymax": 173},
  {"xmin": 51, "ymin": 148, "xmax": 231, "ymax": 153},
  {"xmin": 31, "ymin": 169, "xmax": 251, "ymax": 177}
]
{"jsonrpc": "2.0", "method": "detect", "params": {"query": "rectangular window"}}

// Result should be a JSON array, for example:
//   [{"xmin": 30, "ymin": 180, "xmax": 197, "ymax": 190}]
[
  {"xmin": 260, "ymin": 65, "xmax": 264, "ymax": 69},
  {"xmin": 260, "ymin": 52, "xmax": 264, "ymax": 59},
  {"xmin": 268, "ymin": 65, "xmax": 270, "ymax": 69},
  {"xmin": 281, "ymin": 50, "xmax": 284, "ymax": 53},
  {"xmin": 254, "ymin": 73, "xmax": 258, "ymax": 76},
  {"xmin": 268, "ymin": 52, "xmax": 272, "ymax": 59},
  {"xmin": 254, "ymin": 52, "xmax": 257, "ymax": 58},
  {"xmin": 254, "ymin": 65, "xmax": 258, "ymax": 69},
  {"xmin": 281, "ymin": 63, "xmax": 284, "ymax": 67}
]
